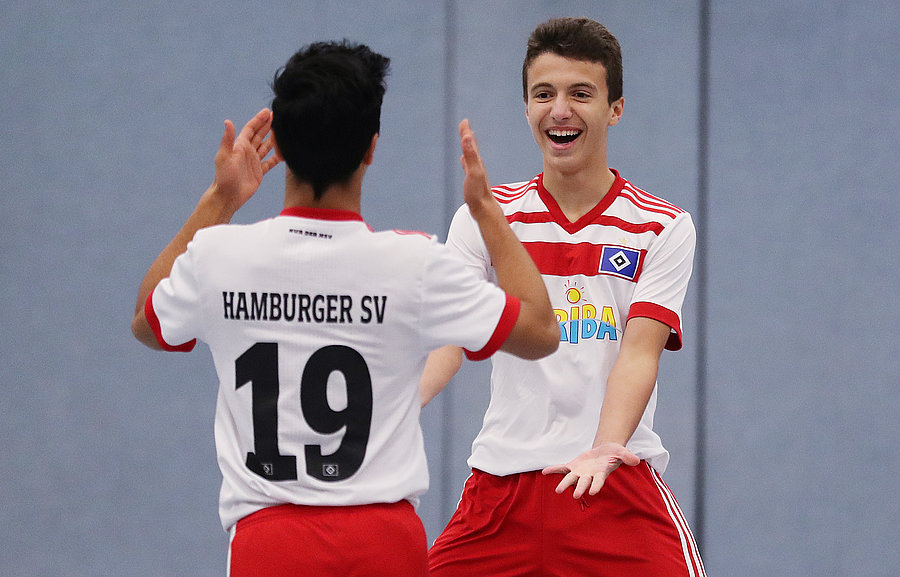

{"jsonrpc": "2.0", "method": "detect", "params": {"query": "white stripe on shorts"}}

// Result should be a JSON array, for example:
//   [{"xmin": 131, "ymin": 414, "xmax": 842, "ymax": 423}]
[{"xmin": 649, "ymin": 464, "xmax": 707, "ymax": 577}]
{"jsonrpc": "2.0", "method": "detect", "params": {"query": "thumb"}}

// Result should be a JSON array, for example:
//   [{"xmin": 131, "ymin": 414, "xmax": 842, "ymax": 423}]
[
  {"xmin": 619, "ymin": 448, "xmax": 641, "ymax": 467},
  {"xmin": 541, "ymin": 464, "xmax": 570, "ymax": 475},
  {"xmin": 458, "ymin": 119, "xmax": 482, "ymax": 169},
  {"xmin": 220, "ymin": 120, "xmax": 236, "ymax": 154}
]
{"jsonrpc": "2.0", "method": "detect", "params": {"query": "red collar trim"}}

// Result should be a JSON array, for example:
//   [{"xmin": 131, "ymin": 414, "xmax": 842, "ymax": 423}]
[
  {"xmin": 535, "ymin": 169, "xmax": 625, "ymax": 233},
  {"xmin": 279, "ymin": 206, "xmax": 365, "ymax": 222}
]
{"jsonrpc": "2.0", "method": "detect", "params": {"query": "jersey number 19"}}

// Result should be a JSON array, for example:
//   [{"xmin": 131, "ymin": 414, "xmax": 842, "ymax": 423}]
[{"xmin": 235, "ymin": 342, "xmax": 373, "ymax": 482}]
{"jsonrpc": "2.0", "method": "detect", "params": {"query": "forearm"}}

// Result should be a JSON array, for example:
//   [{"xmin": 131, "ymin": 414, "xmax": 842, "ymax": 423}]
[
  {"xmin": 134, "ymin": 185, "xmax": 237, "ymax": 313},
  {"xmin": 419, "ymin": 345, "xmax": 463, "ymax": 407},
  {"xmin": 593, "ymin": 316, "xmax": 670, "ymax": 447},
  {"xmin": 593, "ymin": 355, "xmax": 659, "ymax": 447},
  {"xmin": 131, "ymin": 185, "xmax": 238, "ymax": 346},
  {"xmin": 468, "ymin": 200, "xmax": 549, "ymax": 315},
  {"xmin": 473, "ymin": 203, "xmax": 557, "ymax": 357}
]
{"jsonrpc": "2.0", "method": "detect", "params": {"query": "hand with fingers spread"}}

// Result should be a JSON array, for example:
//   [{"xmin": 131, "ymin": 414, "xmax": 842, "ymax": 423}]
[
  {"xmin": 542, "ymin": 442, "xmax": 641, "ymax": 499},
  {"xmin": 211, "ymin": 107, "xmax": 281, "ymax": 213}
]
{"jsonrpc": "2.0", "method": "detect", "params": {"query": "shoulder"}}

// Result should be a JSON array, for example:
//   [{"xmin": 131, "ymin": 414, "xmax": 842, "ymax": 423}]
[
  {"xmin": 194, "ymin": 220, "xmax": 267, "ymax": 242},
  {"xmin": 616, "ymin": 179, "xmax": 688, "ymax": 219},
  {"xmin": 608, "ymin": 177, "xmax": 693, "ymax": 236},
  {"xmin": 385, "ymin": 229, "xmax": 435, "ymax": 240},
  {"xmin": 365, "ymin": 228, "xmax": 440, "ymax": 261},
  {"xmin": 491, "ymin": 176, "xmax": 539, "ymax": 205},
  {"xmin": 606, "ymin": 179, "xmax": 696, "ymax": 261},
  {"xmin": 187, "ymin": 222, "xmax": 268, "ymax": 259}
]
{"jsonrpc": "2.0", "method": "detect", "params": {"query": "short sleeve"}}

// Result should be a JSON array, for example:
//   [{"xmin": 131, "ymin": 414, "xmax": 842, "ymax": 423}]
[
  {"xmin": 419, "ymin": 240, "xmax": 518, "ymax": 359},
  {"xmin": 145, "ymin": 239, "xmax": 203, "ymax": 352},
  {"xmin": 628, "ymin": 212, "xmax": 696, "ymax": 351},
  {"xmin": 445, "ymin": 204, "xmax": 492, "ymax": 282}
]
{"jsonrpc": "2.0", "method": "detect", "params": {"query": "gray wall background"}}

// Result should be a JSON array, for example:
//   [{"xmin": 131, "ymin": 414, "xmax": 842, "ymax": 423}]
[{"xmin": 2, "ymin": 1, "xmax": 897, "ymax": 575}]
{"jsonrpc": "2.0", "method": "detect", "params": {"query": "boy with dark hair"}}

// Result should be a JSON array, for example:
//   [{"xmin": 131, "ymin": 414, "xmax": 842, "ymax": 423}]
[
  {"xmin": 270, "ymin": 40, "xmax": 389, "ymax": 199},
  {"xmin": 131, "ymin": 40, "xmax": 557, "ymax": 576},
  {"xmin": 424, "ymin": 18, "xmax": 707, "ymax": 576}
]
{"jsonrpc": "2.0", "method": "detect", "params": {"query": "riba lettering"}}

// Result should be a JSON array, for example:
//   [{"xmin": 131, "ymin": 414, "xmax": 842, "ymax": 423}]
[{"xmin": 555, "ymin": 304, "xmax": 618, "ymax": 344}]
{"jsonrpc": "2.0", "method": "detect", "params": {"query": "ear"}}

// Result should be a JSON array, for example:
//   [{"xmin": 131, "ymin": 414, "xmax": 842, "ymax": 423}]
[
  {"xmin": 363, "ymin": 133, "xmax": 379, "ymax": 166},
  {"xmin": 272, "ymin": 133, "xmax": 284, "ymax": 162},
  {"xmin": 608, "ymin": 97, "xmax": 625, "ymax": 126}
]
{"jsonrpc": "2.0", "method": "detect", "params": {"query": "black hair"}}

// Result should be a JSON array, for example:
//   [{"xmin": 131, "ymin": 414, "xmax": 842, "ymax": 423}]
[{"xmin": 271, "ymin": 40, "xmax": 390, "ymax": 199}]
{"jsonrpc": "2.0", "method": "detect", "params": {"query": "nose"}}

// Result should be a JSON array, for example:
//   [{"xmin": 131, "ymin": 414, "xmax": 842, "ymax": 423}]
[{"xmin": 550, "ymin": 95, "xmax": 572, "ymax": 121}]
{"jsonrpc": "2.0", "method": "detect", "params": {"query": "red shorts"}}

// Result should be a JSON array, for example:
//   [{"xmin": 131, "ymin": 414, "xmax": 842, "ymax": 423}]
[
  {"xmin": 228, "ymin": 501, "xmax": 427, "ymax": 577},
  {"xmin": 428, "ymin": 463, "xmax": 705, "ymax": 577}
]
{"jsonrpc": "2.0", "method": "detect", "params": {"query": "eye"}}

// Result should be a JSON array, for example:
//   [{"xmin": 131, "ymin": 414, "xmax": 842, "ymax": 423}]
[
  {"xmin": 532, "ymin": 89, "xmax": 553, "ymax": 101},
  {"xmin": 573, "ymin": 90, "xmax": 591, "ymax": 100}
]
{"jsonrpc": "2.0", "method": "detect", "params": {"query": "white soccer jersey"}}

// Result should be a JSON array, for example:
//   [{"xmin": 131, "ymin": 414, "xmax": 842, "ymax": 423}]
[
  {"xmin": 146, "ymin": 206, "xmax": 518, "ymax": 530},
  {"xmin": 447, "ymin": 171, "xmax": 695, "ymax": 476}
]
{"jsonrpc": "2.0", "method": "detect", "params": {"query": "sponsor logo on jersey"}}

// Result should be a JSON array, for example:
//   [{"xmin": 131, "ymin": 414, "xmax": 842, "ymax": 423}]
[{"xmin": 554, "ymin": 281, "xmax": 620, "ymax": 344}]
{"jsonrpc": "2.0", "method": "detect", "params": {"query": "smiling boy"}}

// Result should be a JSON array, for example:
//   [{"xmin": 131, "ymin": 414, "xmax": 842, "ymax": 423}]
[{"xmin": 423, "ymin": 18, "xmax": 707, "ymax": 576}]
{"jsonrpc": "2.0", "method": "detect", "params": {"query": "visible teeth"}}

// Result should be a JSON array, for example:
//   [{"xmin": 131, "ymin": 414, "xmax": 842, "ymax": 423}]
[{"xmin": 548, "ymin": 129, "xmax": 580, "ymax": 136}]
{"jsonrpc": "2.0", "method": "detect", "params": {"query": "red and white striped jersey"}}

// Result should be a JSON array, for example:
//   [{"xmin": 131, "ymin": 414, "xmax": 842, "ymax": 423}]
[
  {"xmin": 146, "ymin": 206, "xmax": 519, "ymax": 530},
  {"xmin": 446, "ymin": 171, "xmax": 695, "ymax": 475}
]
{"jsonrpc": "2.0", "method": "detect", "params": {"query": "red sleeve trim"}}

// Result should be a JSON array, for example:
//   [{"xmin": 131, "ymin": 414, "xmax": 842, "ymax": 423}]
[
  {"xmin": 627, "ymin": 301, "xmax": 683, "ymax": 351},
  {"xmin": 145, "ymin": 289, "xmax": 196, "ymax": 352},
  {"xmin": 464, "ymin": 294, "xmax": 521, "ymax": 361}
]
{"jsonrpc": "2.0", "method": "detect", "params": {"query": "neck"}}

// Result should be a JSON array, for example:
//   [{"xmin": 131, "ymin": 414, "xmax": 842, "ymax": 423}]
[
  {"xmin": 541, "ymin": 162, "xmax": 616, "ymax": 222},
  {"xmin": 283, "ymin": 168, "xmax": 364, "ymax": 214}
]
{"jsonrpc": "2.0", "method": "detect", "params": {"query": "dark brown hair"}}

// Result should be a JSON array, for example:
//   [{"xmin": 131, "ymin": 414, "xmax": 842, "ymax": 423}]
[{"xmin": 522, "ymin": 17, "xmax": 623, "ymax": 103}]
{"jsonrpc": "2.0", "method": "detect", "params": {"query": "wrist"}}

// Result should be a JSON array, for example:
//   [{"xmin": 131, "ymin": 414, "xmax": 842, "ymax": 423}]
[
  {"xmin": 198, "ymin": 183, "xmax": 240, "ymax": 224},
  {"xmin": 467, "ymin": 195, "xmax": 502, "ymax": 223},
  {"xmin": 591, "ymin": 440, "xmax": 626, "ymax": 450}
]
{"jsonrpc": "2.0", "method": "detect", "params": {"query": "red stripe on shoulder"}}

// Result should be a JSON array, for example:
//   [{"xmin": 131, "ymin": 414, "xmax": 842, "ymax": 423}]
[
  {"xmin": 492, "ymin": 181, "xmax": 537, "ymax": 204},
  {"xmin": 619, "ymin": 183, "xmax": 684, "ymax": 219},
  {"xmin": 391, "ymin": 229, "xmax": 432, "ymax": 239}
]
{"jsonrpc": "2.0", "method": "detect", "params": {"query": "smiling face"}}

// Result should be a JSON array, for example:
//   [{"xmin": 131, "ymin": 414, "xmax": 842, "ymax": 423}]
[{"xmin": 525, "ymin": 52, "xmax": 624, "ymax": 179}]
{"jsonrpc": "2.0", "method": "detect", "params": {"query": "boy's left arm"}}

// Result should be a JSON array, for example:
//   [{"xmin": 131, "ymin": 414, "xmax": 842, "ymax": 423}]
[{"xmin": 542, "ymin": 316, "xmax": 670, "ymax": 498}]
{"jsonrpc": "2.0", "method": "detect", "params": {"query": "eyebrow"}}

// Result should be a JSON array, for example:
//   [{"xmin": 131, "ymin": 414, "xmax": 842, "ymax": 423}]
[{"xmin": 529, "ymin": 81, "xmax": 598, "ymax": 92}]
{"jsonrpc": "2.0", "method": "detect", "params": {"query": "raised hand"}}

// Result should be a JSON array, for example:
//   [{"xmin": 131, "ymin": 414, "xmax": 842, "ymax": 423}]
[
  {"xmin": 213, "ymin": 108, "xmax": 281, "ymax": 212},
  {"xmin": 541, "ymin": 442, "xmax": 641, "ymax": 499},
  {"xmin": 458, "ymin": 119, "xmax": 494, "ymax": 216}
]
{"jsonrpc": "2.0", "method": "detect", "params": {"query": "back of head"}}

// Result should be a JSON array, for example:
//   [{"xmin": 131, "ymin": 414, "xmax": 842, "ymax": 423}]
[
  {"xmin": 271, "ymin": 41, "xmax": 391, "ymax": 199},
  {"xmin": 522, "ymin": 17, "xmax": 622, "ymax": 103}
]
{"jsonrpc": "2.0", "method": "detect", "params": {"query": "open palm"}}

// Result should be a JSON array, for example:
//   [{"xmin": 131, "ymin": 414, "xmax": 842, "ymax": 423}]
[{"xmin": 213, "ymin": 108, "xmax": 281, "ymax": 211}]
